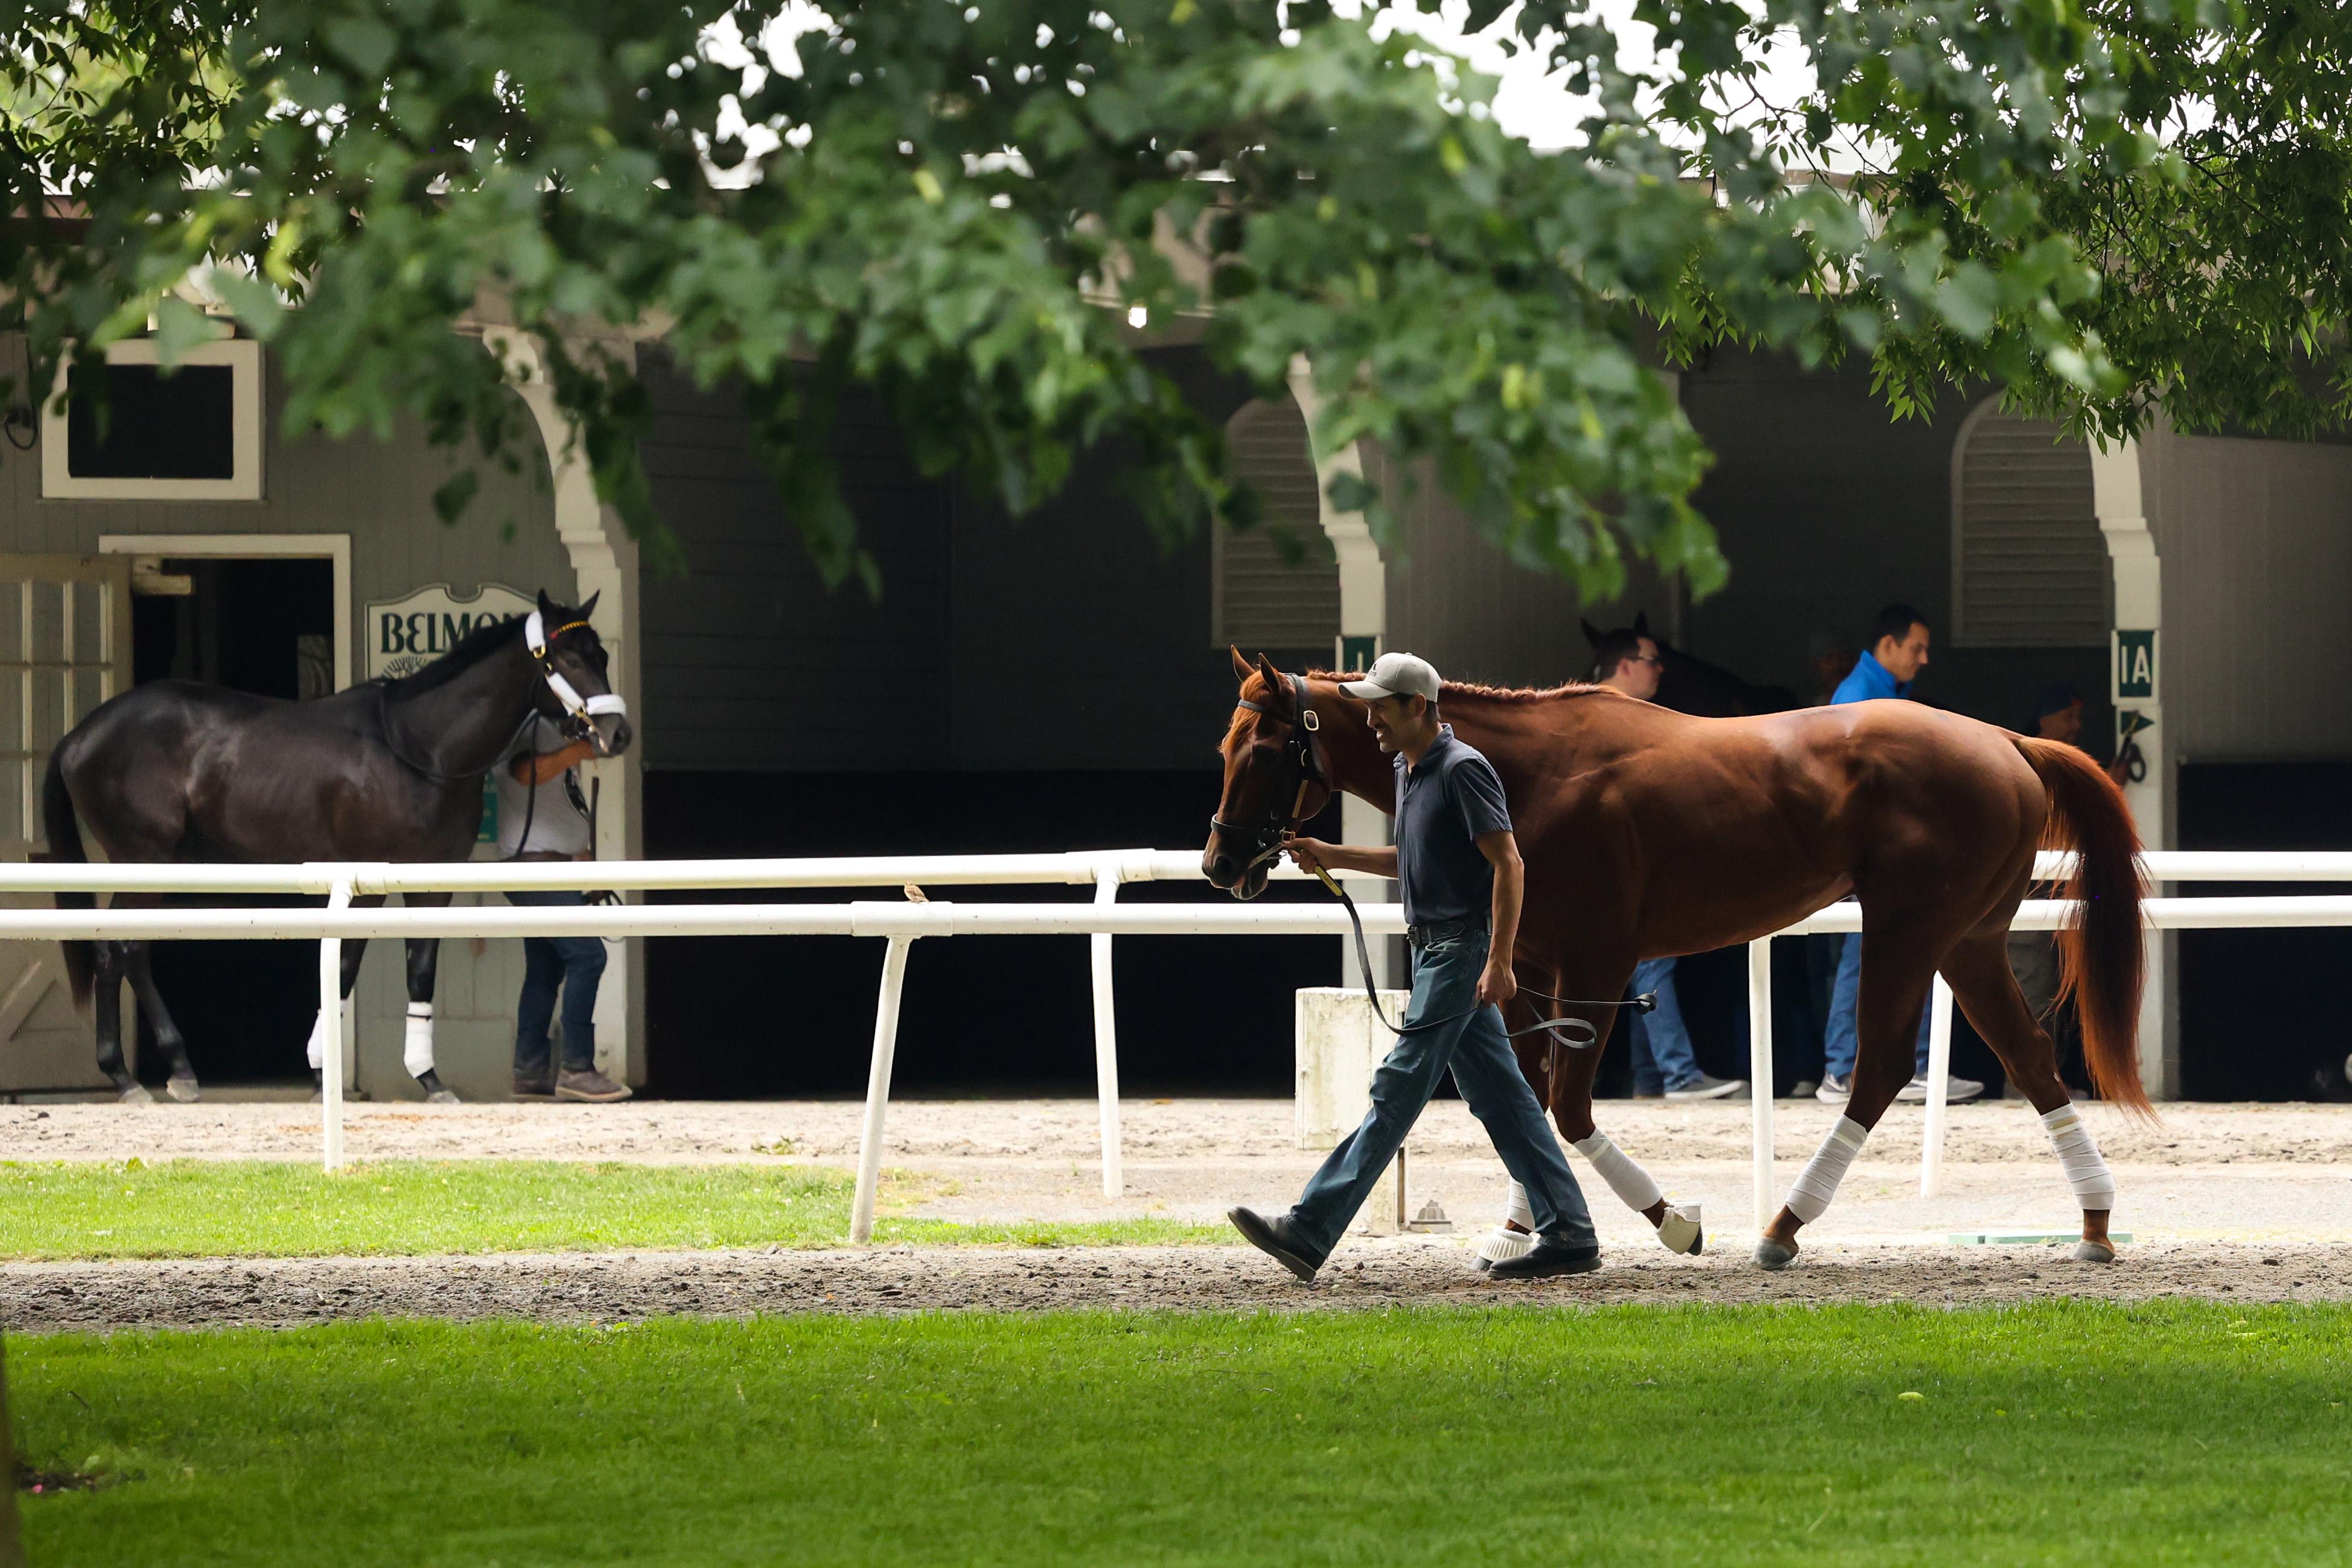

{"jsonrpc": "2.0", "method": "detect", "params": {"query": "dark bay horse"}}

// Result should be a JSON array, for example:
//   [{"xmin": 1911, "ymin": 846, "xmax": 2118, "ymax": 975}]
[
  {"xmin": 1580, "ymin": 611, "xmax": 1800, "ymax": 717},
  {"xmin": 1205, "ymin": 651, "xmax": 2146, "ymax": 1269},
  {"xmin": 43, "ymin": 591, "xmax": 631, "ymax": 1103}
]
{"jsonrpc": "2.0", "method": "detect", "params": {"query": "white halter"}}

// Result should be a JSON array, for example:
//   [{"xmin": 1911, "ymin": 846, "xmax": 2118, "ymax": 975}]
[{"xmin": 524, "ymin": 610, "xmax": 629, "ymax": 725}]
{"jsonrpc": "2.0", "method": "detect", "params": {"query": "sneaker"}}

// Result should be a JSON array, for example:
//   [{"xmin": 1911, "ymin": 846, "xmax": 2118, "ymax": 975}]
[
  {"xmin": 512, "ymin": 1071, "xmax": 555, "ymax": 1100},
  {"xmin": 1664, "ymin": 1073, "xmax": 1748, "ymax": 1103},
  {"xmin": 1788, "ymin": 1079, "xmax": 1820, "ymax": 1101},
  {"xmin": 555, "ymin": 1066, "xmax": 633, "ymax": 1103},
  {"xmin": 1815, "ymin": 1072, "xmax": 1852, "ymax": 1104},
  {"xmin": 1898, "ymin": 1072, "xmax": 1984, "ymax": 1105}
]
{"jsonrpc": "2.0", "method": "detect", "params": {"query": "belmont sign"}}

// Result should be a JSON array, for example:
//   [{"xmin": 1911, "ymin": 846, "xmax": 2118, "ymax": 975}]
[{"xmin": 365, "ymin": 582, "xmax": 535, "ymax": 680}]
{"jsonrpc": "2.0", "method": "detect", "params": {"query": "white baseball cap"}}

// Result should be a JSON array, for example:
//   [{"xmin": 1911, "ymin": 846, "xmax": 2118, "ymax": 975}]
[{"xmin": 1341, "ymin": 651, "xmax": 1441, "ymax": 703}]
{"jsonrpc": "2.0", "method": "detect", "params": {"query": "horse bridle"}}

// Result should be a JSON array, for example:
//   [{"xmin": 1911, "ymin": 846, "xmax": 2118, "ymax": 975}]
[
  {"xmin": 525, "ymin": 610, "xmax": 628, "ymax": 751},
  {"xmin": 1208, "ymin": 670, "xmax": 1327, "ymax": 875}
]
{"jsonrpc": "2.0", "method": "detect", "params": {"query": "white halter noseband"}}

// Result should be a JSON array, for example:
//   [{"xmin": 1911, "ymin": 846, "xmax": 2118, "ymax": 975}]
[{"xmin": 524, "ymin": 610, "xmax": 629, "ymax": 725}]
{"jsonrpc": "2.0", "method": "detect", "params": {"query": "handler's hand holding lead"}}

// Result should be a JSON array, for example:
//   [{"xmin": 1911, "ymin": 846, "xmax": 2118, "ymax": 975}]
[
  {"xmin": 1477, "ymin": 960, "xmax": 1517, "ymax": 1007},
  {"xmin": 1284, "ymin": 835, "xmax": 1330, "ymax": 874}
]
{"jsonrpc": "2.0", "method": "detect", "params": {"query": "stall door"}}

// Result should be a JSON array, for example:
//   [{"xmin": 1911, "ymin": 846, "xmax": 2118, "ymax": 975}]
[{"xmin": 0, "ymin": 554, "xmax": 132, "ymax": 1093}]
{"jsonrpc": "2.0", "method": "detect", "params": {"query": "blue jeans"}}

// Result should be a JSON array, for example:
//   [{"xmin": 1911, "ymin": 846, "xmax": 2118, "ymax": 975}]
[
  {"xmin": 1823, "ymin": 932, "xmax": 1932, "ymax": 1079},
  {"xmin": 1288, "ymin": 931, "xmax": 1596, "ymax": 1260},
  {"xmin": 1628, "ymin": 956, "xmax": 1701, "ymax": 1092},
  {"xmin": 506, "ymin": 889, "xmax": 607, "ymax": 1074}
]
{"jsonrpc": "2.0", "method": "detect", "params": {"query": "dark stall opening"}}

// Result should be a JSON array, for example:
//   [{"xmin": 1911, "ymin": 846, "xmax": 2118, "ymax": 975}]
[
  {"xmin": 132, "ymin": 556, "xmax": 337, "ymax": 1089},
  {"xmin": 642, "ymin": 771, "xmax": 1342, "ymax": 1098},
  {"xmin": 2178, "ymin": 762, "xmax": 2352, "ymax": 1101}
]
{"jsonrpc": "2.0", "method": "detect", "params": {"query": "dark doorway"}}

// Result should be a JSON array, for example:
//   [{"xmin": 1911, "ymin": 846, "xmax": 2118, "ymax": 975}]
[{"xmin": 132, "ymin": 556, "xmax": 337, "ymax": 1088}]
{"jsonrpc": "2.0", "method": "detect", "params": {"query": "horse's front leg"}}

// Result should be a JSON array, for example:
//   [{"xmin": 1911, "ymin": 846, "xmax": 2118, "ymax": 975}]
[
  {"xmin": 401, "ymin": 894, "xmax": 457, "ymax": 1103},
  {"xmin": 1475, "ymin": 958, "xmax": 1704, "ymax": 1261}
]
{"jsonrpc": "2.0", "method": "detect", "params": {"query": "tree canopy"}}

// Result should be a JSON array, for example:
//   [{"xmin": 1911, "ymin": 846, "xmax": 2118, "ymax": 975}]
[{"xmin": 3, "ymin": 1, "xmax": 2347, "ymax": 599}]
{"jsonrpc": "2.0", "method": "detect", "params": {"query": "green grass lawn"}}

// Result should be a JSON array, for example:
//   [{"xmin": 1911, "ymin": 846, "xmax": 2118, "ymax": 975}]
[
  {"xmin": 0, "ymin": 1159, "xmax": 1228, "ymax": 1259},
  {"xmin": 12, "ymin": 1300, "xmax": 2352, "ymax": 1567}
]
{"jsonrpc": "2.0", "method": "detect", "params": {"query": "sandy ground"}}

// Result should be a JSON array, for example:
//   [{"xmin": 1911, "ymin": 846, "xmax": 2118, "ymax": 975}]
[
  {"xmin": 7, "ymin": 1240, "xmax": 2350, "ymax": 1333},
  {"xmin": 5, "ymin": 1098, "xmax": 2349, "ymax": 1330}
]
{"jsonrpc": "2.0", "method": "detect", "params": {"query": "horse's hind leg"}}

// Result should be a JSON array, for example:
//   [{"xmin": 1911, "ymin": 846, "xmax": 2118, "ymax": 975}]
[
  {"xmin": 403, "ymin": 898, "xmax": 458, "ymax": 1103},
  {"xmin": 1940, "ymin": 930, "xmax": 2118, "ymax": 1262},
  {"xmin": 91, "ymin": 942, "xmax": 148, "ymax": 1104},
  {"xmin": 100, "ymin": 893, "xmax": 199, "ymax": 1101},
  {"xmin": 1757, "ymin": 923, "xmax": 1942, "ymax": 1270},
  {"xmin": 123, "ymin": 941, "xmax": 200, "ymax": 1102}
]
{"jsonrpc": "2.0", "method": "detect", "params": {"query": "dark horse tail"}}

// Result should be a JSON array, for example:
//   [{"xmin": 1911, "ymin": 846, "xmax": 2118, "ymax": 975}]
[
  {"xmin": 43, "ymin": 747, "xmax": 97, "ymax": 1007},
  {"xmin": 2013, "ymin": 736, "xmax": 2151, "ymax": 1115}
]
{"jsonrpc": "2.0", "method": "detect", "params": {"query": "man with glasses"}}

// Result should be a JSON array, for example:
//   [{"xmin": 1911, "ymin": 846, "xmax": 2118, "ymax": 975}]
[{"xmin": 1590, "ymin": 627, "xmax": 1749, "ymax": 1103}]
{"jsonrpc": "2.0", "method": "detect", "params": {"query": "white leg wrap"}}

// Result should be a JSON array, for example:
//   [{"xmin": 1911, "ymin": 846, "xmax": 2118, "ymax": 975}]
[
  {"xmin": 403, "ymin": 1002, "xmax": 436, "ymax": 1078},
  {"xmin": 1785, "ymin": 1116, "xmax": 1870, "ymax": 1224},
  {"xmin": 305, "ymin": 1007, "xmax": 328, "ymax": 1070},
  {"xmin": 1503, "ymin": 1180, "xmax": 1532, "ymax": 1230},
  {"xmin": 2040, "ymin": 1103, "xmax": 2117, "ymax": 1210},
  {"xmin": 1572, "ymin": 1130, "xmax": 1665, "ymax": 1213}
]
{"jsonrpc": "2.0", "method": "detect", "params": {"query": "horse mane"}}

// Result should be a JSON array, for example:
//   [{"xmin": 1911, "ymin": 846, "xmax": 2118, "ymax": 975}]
[
  {"xmin": 1302, "ymin": 670, "xmax": 1613, "ymax": 704},
  {"xmin": 378, "ymin": 615, "xmax": 534, "ymax": 705}
]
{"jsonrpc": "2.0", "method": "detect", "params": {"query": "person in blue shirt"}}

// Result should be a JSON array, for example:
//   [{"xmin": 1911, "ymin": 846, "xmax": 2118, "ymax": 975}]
[
  {"xmin": 1819, "ymin": 604, "xmax": 1986, "ymax": 1106},
  {"xmin": 1226, "ymin": 651, "xmax": 1601, "ymax": 1283}
]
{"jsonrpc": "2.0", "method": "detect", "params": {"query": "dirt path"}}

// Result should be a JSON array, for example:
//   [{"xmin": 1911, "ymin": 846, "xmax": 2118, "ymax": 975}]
[
  {"xmin": 8, "ymin": 1238, "xmax": 2348, "ymax": 1333},
  {"xmin": 8, "ymin": 1096, "xmax": 2351, "ymax": 1166}
]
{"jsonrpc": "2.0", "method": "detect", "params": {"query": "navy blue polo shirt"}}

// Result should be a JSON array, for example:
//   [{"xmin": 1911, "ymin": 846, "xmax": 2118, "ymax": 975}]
[{"xmin": 1393, "ymin": 725, "xmax": 1514, "ymax": 926}]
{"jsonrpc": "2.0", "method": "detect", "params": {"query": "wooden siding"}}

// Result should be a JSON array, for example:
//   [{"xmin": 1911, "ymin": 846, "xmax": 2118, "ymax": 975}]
[{"xmin": 2151, "ymin": 430, "xmax": 2352, "ymax": 760}]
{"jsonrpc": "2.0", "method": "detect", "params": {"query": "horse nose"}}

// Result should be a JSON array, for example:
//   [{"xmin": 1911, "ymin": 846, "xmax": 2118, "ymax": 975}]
[
  {"xmin": 1205, "ymin": 849, "xmax": 1239, "ymax": 888},
  {"xmin": 600, "ymin": 715, "xmax": 636, "ymax": 756}
]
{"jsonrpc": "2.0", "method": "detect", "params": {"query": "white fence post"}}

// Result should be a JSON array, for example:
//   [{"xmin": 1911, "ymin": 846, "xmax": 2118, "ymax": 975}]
[
  {"xmin": 849, "ymin": 935, "xmax": 916, "ymax": 1245},
  {"xmin": 1089, "ymin": 859, "xmax": 1124, "ymax": 1199},
  {"xmin": 1747, "ymin": 937, "xmax": 1775, "ymax": 1233},
  {"xmin": 319, "ymin": 877, "xmax": 353, "ymax": 1173},
  {"xmin": 1920, "ymin": 975, "xmax": 1955, "ymax": 1197}
]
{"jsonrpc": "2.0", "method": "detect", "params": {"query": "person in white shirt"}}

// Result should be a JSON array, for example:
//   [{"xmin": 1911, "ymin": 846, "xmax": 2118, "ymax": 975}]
[{"xmin": 499, "ymin": 715, "xmax": 629, "ymax": 1101}]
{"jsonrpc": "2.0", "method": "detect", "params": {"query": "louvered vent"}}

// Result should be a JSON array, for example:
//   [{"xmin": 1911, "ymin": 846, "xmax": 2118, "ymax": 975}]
[
  {"xmin": 1953, "ymin": 405, "xmax": 2109, "ymax": 647},
  {"xmin": 1213, "ymin": 398, "xmax": 1339, "ymax": 651}
]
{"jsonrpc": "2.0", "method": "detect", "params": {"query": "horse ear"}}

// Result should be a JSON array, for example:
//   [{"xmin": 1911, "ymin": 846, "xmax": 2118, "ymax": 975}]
[
  {"xmin": 577, "ymin": 590, "xmax": 601, "ymax": 622},
  {"xmin": 537, "ymin": 588, "xmax": 555, "ymax": 616},
  {"xmin": 1580, "ymin": 618, "xmax": 1603, "ymax": 649},
  {"xmin": 1633, "ymin": 610, "xmax": 1651, "ymax": 637},
  {"xmin": 1229, "ymin": 646, "xmax": 1253, "ymax": 683}
]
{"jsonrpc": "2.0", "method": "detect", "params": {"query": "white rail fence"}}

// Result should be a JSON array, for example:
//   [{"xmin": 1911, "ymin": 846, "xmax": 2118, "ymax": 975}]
[{"xmin": 3, "ymin": 850, "xmax": 2348, "ymax": 1243}]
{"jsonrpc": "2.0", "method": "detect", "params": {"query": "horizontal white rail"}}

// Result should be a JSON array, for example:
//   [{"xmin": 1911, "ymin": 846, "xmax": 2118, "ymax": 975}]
[
  {"xmin": 13, "ymin": 893, "xmax": 2352, "ymax": 943},
  {"xmin": 0, "ymin": 852, "xmax": 1372, "ymax": 897},
  {"xmin": 0, "ymin": 847, "xmax": 2339, "ymax": 897}
]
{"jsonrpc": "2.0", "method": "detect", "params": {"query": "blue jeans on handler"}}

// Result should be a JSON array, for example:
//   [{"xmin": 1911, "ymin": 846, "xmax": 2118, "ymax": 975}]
[
  {"xmin": 505, "ymin": 888, "xmax": 607, "ymax": 1075},
  {"xmin": 1287, "ymin": 930, "xmax": 1596, "ymax": 1261},
  {"xmin": 1823, "ymin": 932, "xmax": 1932, "ymax": 1080}
]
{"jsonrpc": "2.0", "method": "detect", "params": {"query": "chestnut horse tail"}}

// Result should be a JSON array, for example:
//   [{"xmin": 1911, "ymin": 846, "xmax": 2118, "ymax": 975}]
[
  {"xmin": 2013, "ymin": 736, "xmax": 2151, "ymax": 1115},
  {"xmin": 43, "ymin": 747, "xmax": 97, "ymax": 1007}
]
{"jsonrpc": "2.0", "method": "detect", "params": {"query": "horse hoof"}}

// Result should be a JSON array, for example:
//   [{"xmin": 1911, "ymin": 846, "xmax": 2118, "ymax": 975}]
[
  {"xmin": 1754, "ymin": 1237, "xmax": 1797, "ymax": 1272},
  {"xmin": 166, "ymin": 1076, "xmax": 200, "ymax": 1104},
  {"xmin": 2073, "ymin": 1240, "xmax": 2117, "ymax": 1264},
  {"xmin": 425, "ymin": 1088, "xmax": 461, "ymax": 1105},
  {"xmin": 1472, "ymin": 1226, "xmax": 1535, "ymax": 1271},
  {"xmin": 1657, "ymin": 1204, "xmax": 1703, "ymax": 1256},
  {"xmin": 118, "ymin": 1082, "xmax": 154, "ymax": 1106}
]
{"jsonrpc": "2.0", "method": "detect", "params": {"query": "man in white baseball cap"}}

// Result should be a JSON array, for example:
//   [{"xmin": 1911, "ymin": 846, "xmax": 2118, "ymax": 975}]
[{"xmin": 1227, "ymin": 651, "xmax": 1601, "ymax": 1282}]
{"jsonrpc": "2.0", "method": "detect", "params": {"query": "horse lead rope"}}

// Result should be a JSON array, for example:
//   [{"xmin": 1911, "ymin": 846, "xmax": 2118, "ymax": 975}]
[{"xmin": 1301, "ymin": 859, "xmax": 1654, "ymax": 1047}]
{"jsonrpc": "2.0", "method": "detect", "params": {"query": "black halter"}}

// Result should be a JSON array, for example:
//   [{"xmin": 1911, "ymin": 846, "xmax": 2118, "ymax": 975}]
[{"xmin": 1210, "ymin": 671, "xmax": 1326, "ymax": 872}]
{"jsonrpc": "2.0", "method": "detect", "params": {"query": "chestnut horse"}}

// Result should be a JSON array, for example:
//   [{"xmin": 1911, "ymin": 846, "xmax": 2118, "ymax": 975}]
[{"xmin": 1204, "ymin": 651, "xmax": 2147, "ymax": 1269}]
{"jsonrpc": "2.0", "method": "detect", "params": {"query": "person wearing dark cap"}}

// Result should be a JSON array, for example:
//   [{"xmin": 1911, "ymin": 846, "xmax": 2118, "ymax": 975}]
[
  {"xmin": 2010, "ymin": 683, "xmax": 2124, "ymax": 1087},
  {"xmin": 1226, "ymin": 651, "xmax": 1601, "ymax": 1283}
]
